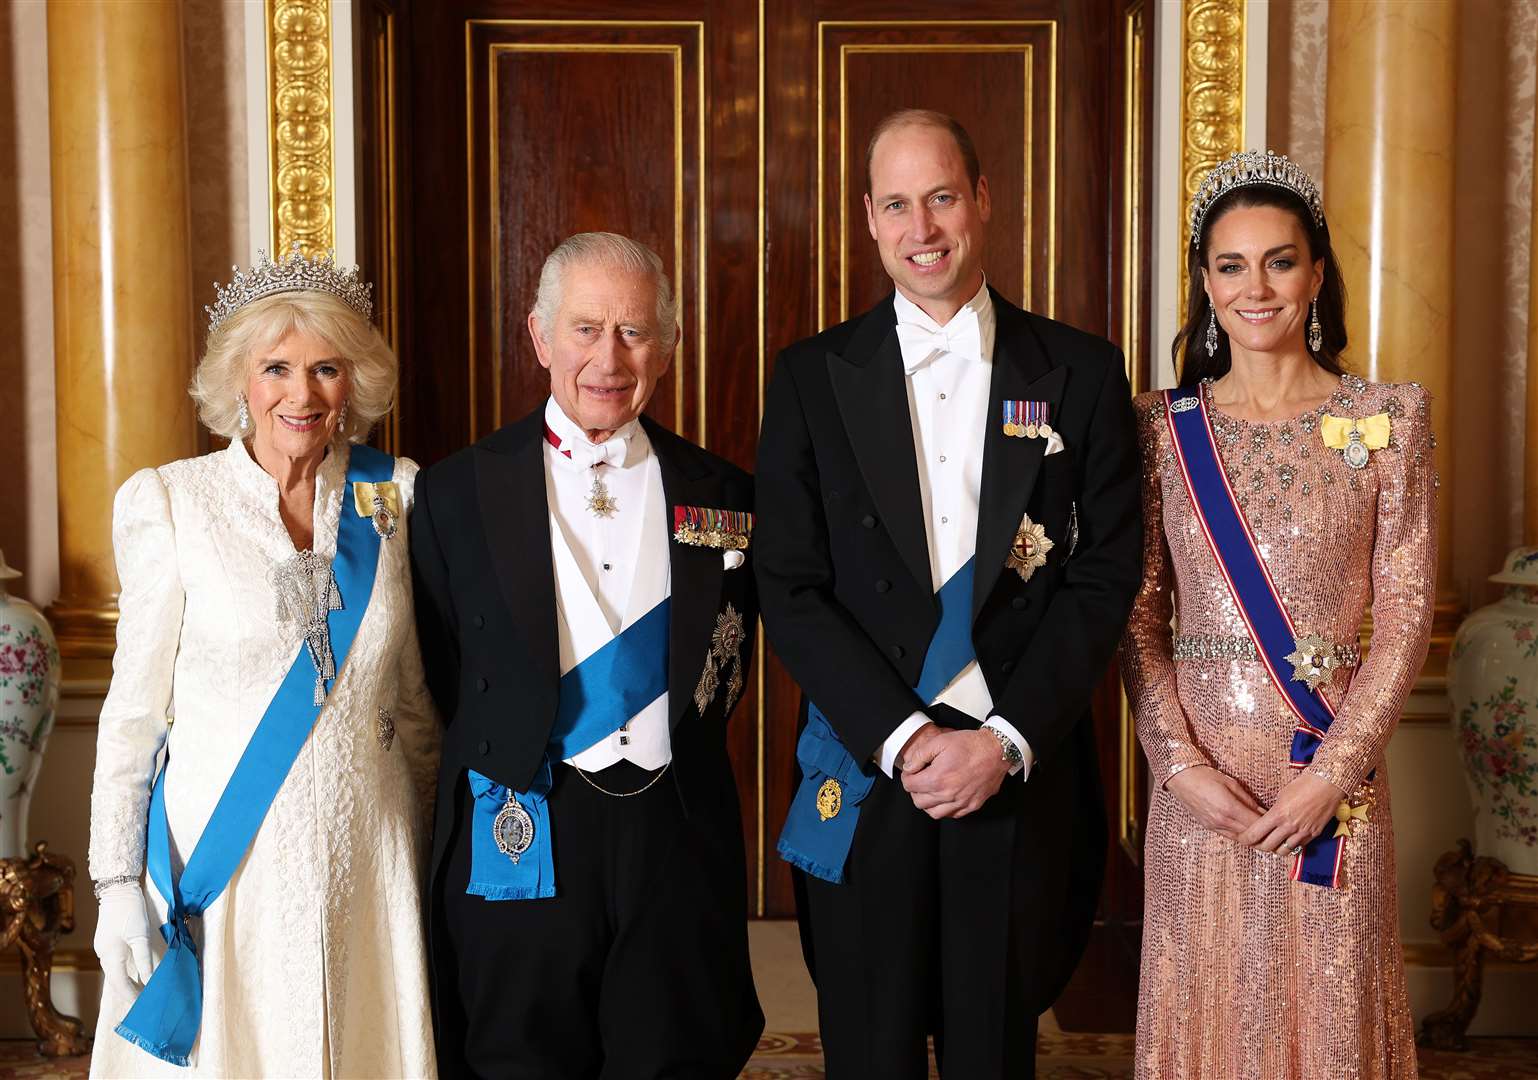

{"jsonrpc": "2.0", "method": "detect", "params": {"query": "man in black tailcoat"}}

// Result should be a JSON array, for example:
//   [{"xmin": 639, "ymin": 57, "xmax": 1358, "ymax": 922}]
[
  {"xmin": 412, "ymin": 232, "xmax": 763, "ymax": 1078},
  {"xmin": 756, "ymin": 110, "xmax": 1141, "ymax": 1079}
]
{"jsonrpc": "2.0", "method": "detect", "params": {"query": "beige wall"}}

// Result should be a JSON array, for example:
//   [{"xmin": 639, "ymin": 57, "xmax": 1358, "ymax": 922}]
[
  {"xmin": 1269, "ymin": 0, "xmax": 1538, "ymax": 1033},
  {"xmin": 0, "ymin": 0, "xmax": 248, "ymax": 1037}
]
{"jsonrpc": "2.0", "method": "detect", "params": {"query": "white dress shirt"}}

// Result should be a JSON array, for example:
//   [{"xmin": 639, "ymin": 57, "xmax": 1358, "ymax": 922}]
[
  {"xmin": 875, "ymin": 282, "xmax": 1034, "ymax": 780},
  {"xmin": 542, "ymin": 397, "xmax": 671, "ymax": 770}
]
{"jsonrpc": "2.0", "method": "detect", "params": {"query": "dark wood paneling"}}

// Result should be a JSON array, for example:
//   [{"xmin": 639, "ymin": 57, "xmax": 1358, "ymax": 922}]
[{"xmin": 385, "ymin": 7, "xmax": 1143, "ymax": 1027}]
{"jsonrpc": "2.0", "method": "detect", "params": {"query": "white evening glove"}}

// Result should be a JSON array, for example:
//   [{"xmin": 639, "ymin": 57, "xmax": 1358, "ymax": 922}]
[{"xmin": 93, "ymin": 881, "xmax": 156, "ymax": 1002}]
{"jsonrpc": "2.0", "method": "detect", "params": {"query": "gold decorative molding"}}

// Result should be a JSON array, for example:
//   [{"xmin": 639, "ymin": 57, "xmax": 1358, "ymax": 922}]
[
  {"xmin": 267, "ymin": 0, "xmax": 336, "ymax": 257},
  {"xmin": 1119, "ymin": 0, "xmax": 1148, "ymax": 864},
  {"xmin": 1178, "ymin": 0, "xmax": 1245, "ymax": 306}
]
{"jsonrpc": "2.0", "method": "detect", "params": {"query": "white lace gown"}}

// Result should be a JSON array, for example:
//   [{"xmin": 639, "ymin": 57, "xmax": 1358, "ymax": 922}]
[{"xmin": 87, "ymin": 439, "xmax": 439, "ymax": 1078}]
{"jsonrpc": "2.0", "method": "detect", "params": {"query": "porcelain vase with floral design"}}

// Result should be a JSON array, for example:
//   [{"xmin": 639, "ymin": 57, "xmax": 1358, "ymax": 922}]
[
  {"xmin": 0, "ymin": 576, "xmax": 60, "ymax": 860},
  {"xmin": 1448, "ymin": 547, "xmax": 1538, "ymax": 875}
]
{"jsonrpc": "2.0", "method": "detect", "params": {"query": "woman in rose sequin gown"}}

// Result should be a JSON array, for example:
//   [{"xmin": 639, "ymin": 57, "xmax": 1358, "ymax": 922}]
[{"xmin": 1122, "ymin": 154, "xmax": 1434, "ymax": 1079}]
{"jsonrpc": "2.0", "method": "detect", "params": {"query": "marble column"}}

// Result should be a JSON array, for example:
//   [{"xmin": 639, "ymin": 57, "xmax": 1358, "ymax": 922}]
[
  {"xmin": 1323, "ymin": 0, "xmax": 1460, "ymax": 670},
  {"xmin": 46, "ymin": 0, "xmax": 197, "ymax": 659}
]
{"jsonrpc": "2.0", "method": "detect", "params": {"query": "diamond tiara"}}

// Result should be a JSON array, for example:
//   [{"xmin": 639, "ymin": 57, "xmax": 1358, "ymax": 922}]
[
  {"xmin": 1189, "ymin": 150, "xmax": 1324, "ymax": 246},
  {"xmin": 205, "ymin": 244, "xmax": 374, "ymax": 335}
]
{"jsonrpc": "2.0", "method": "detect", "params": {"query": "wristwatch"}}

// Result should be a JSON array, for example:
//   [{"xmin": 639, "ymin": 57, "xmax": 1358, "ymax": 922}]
[{"xmin": 982, "ymin": 724, "xmax": 1024, "ymax": 771}]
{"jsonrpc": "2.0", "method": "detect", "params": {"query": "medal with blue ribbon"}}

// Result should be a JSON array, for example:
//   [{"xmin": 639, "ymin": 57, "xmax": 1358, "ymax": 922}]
[
  {"xmin": 777, "ymin": 558, "xmax": 977, "ymax": 884},
  {"xmin": 1164, "ymin": 388, "xmax": 1368, "ymax": 888},
  {"xmin": 464, "ymin": 597, "xmax": 671, "ymax": 901}
]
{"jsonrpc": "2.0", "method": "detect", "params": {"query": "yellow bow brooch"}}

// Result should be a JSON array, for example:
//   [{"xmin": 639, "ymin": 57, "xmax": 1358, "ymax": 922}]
[
  {"xmin": 1320, "ymin": 412, "xmax": 1390, "ymax": 471},
  {"xmin": 353, "ymin": 480, "xmax": 401, "ymax": 539}
]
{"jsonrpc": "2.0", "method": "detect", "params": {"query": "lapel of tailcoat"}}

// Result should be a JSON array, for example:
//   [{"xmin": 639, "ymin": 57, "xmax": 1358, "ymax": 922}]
[
  {"xmin": 972, "ymin": 290, "xmax": 1066, "ymax": 622},
  {"xmin": 827, "ymin": 296, "xmax": 933, "ymax": 595},
  {"xmin": 644, "ymin": 418, "xmax": 724, "ymax": 730}
]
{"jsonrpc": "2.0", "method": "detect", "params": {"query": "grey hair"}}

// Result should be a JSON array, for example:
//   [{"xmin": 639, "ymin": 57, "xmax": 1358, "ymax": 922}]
[
  {"xmin": 530, "ymin": 232, "xmax": 679, "ymax": 347},
  {"xmin": 189, "ymin": 290, "xmax": 397, "ymax": 443}
]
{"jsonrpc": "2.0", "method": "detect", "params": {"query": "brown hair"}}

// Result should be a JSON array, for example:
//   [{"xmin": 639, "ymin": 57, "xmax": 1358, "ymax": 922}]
[
  {"xmin": 1173, "ymin": 185, "xmax": 1348, "ymax": 386},
  {"xmin": 865, "ymin": 109, "xmax": 981, "ymax": 194}
]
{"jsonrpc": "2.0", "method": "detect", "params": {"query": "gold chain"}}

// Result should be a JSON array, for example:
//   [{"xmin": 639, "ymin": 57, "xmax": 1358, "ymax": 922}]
[{"xmin": 571, "ymin": 761, "xmax": 671, "ymax": 798}]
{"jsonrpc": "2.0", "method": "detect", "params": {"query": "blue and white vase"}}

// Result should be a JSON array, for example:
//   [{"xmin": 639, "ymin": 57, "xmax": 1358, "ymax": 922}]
[
  {"xmin": 1447, "ymin": 547, "xmax": 1538, "ymax": 876},
  {"xmin": 0, "ymin": 549, "xmax": 60, "ymax": 860}
]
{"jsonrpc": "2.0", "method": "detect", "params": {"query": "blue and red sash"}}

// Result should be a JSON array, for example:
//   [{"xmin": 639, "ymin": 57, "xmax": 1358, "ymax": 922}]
[{"xmin": 1164, "ymin": 387, "xmax": 1352, "ymax": 888}]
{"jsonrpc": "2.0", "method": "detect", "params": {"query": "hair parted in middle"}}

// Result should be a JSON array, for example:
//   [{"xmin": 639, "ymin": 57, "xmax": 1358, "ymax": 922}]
[
  {"xmin": 530, "ymin": 232, "xmax": 680, "ymax": 348},
  {"xmin": 1173, "ymin": 183, "xmax": 1349, "ymax": 387},
  {"xmin": 864, "ymin": 108, "xmax": 982, "ymax": 194},
  {"xmin": 189, "ymin": 289, "xmax": 398, "ymax": 443}
]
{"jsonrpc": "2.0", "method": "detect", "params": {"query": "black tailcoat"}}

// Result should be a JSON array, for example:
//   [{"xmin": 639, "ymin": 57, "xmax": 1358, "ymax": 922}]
[
  {"xmin": 410, "ymin": 408, "xmax": 762, "ymax": 1078},
  {"xmin": 754, "ymin": 289, "xmax": 1141, "ymax": 1077}
]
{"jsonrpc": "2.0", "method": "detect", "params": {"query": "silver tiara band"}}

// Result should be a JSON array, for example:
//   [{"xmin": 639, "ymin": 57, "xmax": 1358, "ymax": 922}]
[
  {"xmin": 1189, "ymin": 150, "xmax": 1324, "ymax": 246},
  {"xmin": 205, "ymin": 244, "xmax": 374, "ymax": 335}
]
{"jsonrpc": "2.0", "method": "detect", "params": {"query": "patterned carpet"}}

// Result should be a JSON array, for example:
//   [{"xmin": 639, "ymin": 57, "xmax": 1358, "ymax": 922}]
[
  {"xmin": 740, "ymin": 1032, "xmax": 1538, "ymax": 1080},
  {"xmin": 0, "ymin": 1033, "xmax": 1532, "ymax": 1077}
]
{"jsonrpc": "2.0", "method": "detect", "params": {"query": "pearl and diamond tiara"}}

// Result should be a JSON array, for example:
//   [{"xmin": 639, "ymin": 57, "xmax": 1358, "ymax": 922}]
[
  {"xmin": 205, "ymin": 244, "xmax": 374, "ymax": 335},
  {"xmin": 1189, "ymin": 149, "xmax": 1324, "ymax": 246}
]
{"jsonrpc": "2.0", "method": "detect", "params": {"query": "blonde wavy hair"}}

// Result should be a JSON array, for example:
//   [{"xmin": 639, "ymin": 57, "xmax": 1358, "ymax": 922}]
[{"xmin": 189, "ymin": 290, "xmax": 396, "ymax": 443}]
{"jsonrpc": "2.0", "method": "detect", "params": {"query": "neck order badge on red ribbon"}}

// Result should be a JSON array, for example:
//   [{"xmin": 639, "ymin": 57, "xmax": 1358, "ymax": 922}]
[{"xmin": 1163, "ymin": 387, "xmax": 1366, "ymax": 888}]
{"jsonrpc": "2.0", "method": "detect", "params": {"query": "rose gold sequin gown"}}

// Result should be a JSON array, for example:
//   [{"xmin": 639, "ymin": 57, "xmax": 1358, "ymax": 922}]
[{"xmin": 1121, "ymin": 375, "xmax": 1436, "ymax": 1080}]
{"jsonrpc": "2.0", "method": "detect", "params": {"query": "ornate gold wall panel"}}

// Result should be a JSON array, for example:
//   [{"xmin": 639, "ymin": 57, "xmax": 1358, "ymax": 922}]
[
  {"xmin": 267, "ymin": 0, "xmax": 337, "ymax": 256},
  {"xmin": 1178, "ymin": 0, "xmax": 1244, "ymax": 306}
]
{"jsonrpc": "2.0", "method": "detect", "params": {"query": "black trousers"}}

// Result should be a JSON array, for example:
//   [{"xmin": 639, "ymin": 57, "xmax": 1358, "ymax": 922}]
[
  {"xmin": 438, "ymin": 760, "xmax": 763, "ymax": 1080},
  {"xmin": 799, "ymin": 711, "xmax": 1042, "ymax": 1080}
]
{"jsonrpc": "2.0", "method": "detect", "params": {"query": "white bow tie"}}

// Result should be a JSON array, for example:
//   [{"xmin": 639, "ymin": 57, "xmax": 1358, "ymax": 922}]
[
  {"xmin": 895, "ymin": 307, "xmax": 982, "ymax": 373},
  {"xmin": 561, "ymin": 431, "xmax": 629, "ymax": 470}
]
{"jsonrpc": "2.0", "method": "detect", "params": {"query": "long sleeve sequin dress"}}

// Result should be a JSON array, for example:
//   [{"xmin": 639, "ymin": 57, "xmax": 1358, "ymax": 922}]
[{"xmin": 1121, "ymin": 375, "xmax": 1435, "ymax": 1080}]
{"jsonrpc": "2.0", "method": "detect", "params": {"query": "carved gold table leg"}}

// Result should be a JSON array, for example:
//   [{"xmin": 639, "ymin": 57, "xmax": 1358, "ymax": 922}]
[
  {"xmin": 0, "ymin": 844, "xmax": 91, "ymax": 1057},
  {"xmin": 1417, "ymin": 839, "xmax": 1538, "ymax": 1052}
]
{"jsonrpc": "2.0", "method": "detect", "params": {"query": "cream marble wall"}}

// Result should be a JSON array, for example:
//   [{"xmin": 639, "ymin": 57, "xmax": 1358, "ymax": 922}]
[
  {"xmin": 0, "ymin": 0, "xmax": 248, "ymax": 1040},
  {"xmin": 1268, "ymin": 0, "xmax": 1538, "ymax": 1035}
]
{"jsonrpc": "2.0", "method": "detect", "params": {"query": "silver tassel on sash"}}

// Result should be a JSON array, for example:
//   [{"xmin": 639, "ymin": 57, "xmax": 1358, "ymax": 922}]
[{"xmin": 269, "ymin": 550, "xmax": 344, "ymax": 705}]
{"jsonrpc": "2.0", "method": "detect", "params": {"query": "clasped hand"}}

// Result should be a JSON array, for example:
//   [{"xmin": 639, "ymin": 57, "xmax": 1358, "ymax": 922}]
[
  {"xmin": 1166, "ymin": 764, "xmax": 1342, "ymax": 855},
  {"xmin": 896, "ymin": 723, "xmax": 1009, "ymax": 820}
]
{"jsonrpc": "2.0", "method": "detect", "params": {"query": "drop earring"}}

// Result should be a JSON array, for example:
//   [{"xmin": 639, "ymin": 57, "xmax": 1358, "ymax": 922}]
[
  {"xmin": 1205, "ymin": 306, "xmax": 1219, "ymax": 358},
  {"xmin": 237, "ymin": 393, "xmax": 250, "ymax": 432},
  {"xmin": 337, "ymin": 400, "xmax": 349, "ymax": 434},
  {"xmin": 1308, "ymin": 298, "xmax": 1323, "ymax": 352}
]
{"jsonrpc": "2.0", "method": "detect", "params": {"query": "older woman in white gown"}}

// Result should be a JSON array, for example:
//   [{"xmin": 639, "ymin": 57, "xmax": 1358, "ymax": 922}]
[{"xmin": 87, "ymin": 249, "xmax": 438, "ymax": 1077}]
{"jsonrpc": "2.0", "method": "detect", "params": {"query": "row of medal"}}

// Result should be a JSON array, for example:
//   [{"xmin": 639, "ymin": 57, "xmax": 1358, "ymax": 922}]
[{"xmin": 1002, "ymin": 400, "xmax": 1053, "ymax": 440}]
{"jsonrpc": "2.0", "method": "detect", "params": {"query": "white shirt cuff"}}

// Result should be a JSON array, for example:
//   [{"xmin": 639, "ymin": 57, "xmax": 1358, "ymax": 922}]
[
  {"xmin": 982, "ymin": 716, "xmax": 1034, "ymax": 779},
  {"xmin": 876, "ymin": 712, "xmax": 932, "ymax": 778}
]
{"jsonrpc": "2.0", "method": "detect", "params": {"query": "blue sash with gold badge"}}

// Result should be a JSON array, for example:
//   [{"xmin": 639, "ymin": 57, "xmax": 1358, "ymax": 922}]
[
  {"xmin": 777, "ymin": 558, "xmax": 976, "ymax": 884},
  {"xmin": 465, "ymin": 597, "xmax": 670, "ymax": 900},
  {"xmin": 1165, "ymin": 387, "xmax": 1361, "ymax": 888},
  {"xmin": 115, "ymin": 445, "xmax": 394, "ymax": 1066}
]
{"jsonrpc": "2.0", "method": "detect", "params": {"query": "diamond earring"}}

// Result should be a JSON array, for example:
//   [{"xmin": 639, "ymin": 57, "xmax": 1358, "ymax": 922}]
[
  {"xmin": 1205, "ymin": 307, "xmax": 1219, "ymax": 358},
  {"xmin": 337, "ymin": 400, "xmax": 349, "ymax": 433},
  {"xmin": 1308, "ymin": 298, "xmax": 1323, "ymax": 352},
  {"xmin": 237, "ymin": 393, "xmax": 250, "ymax": 432}
]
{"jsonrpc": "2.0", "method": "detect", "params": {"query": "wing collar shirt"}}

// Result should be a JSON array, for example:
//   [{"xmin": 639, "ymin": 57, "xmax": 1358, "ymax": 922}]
[
  {"xmin": 877, "ymin": 281, "xmax": 1033, "ymax": 780},
  {"xmin": 542, "ymin": 397, "xmax": 671, "ymax": 771}
]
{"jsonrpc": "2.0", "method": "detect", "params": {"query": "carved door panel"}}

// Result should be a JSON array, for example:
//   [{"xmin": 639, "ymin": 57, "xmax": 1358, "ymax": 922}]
[{"xmin": 369, "ymin": 0, "xmax": 1149, "ymax": 1030}]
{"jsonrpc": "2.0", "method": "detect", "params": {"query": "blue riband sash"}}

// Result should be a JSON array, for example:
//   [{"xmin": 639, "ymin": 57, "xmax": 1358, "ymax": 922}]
[
  {"xmin": 116, "ymin": 445, "xmax": 394, "ymax": 1066},
  {"xmin": 777, "ymin": 558, "xmax": 976, "ymax": 884},
  {"xmin": 1164, "ymin": 388, "xmax": 1354, "ymax": 888},
  {"xmin": 466, "ymin": 597, "xmax": 671, "ymax": 900}
]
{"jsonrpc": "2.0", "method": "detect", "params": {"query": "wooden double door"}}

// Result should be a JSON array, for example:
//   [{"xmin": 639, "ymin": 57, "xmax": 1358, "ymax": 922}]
[{"xmin": 360, "ymin": 0, "xmax": 1151, "ymax": 1029}]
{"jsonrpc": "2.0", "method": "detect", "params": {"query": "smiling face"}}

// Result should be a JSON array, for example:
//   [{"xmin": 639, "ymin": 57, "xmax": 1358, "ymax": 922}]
[
  {"xmin": 1202, "ymin": 203, "xmax": 1324, "ymax": 362},
  {"xmin": 244, "ymin": 329, "xmax": 350, "ymax": 464},
  {"xmin": 864, "ymin": 122, "xmax": 991, "ymax": 324},
  {"xmin": 528, "ymin": 260, "xmax": 675, "ymax": 441}
]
